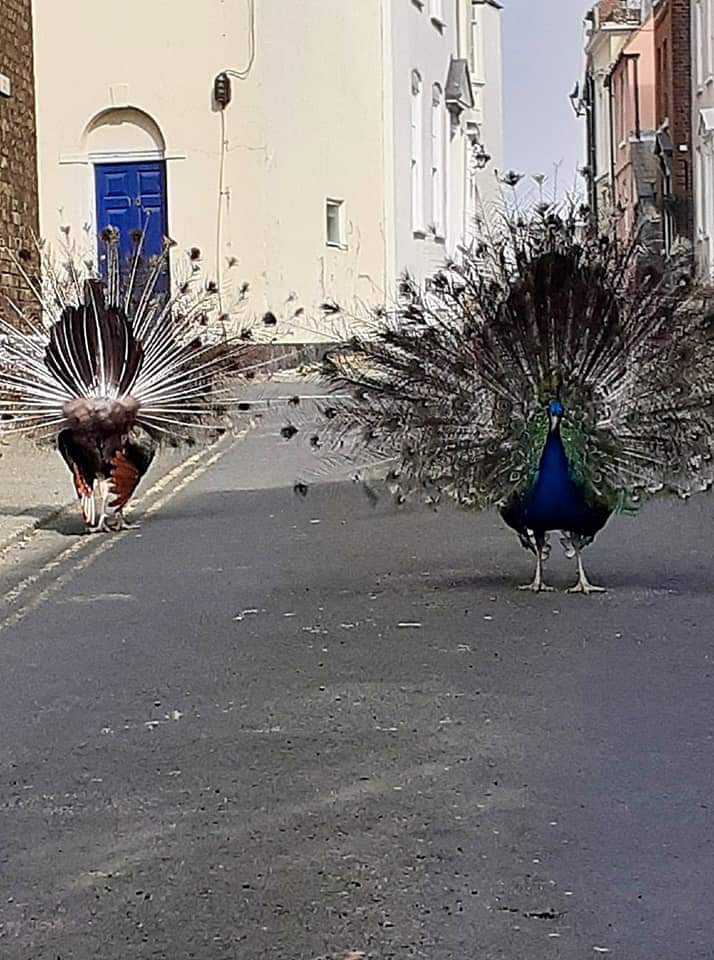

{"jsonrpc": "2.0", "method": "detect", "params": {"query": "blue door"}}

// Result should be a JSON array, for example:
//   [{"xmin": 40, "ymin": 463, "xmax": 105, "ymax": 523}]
[{"xmin": 94, "ymin": 160, "xmax": 169, "ymax": 295}]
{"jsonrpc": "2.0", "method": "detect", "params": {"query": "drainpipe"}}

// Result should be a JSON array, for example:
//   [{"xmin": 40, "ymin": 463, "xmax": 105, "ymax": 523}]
[
  {"xmin": 585, "ymin": 71, "xmax": 598, "ymax": 225},
  {"xmin": 630, "ymin": 53, "xmax": 641, "ymax": 140},
  {"xmin": 605, "ymin": 74, "xmax": 616, "ymax": 213}
]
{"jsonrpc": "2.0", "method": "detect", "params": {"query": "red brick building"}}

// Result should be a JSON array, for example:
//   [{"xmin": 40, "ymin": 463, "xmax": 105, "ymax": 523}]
[
  {"xmin": 653, "ymin": 0, "xmax": 693, "ymax": 248},
  {"xmin": 0, "ymin": 0, "xmax": 39, "ymax": 310}
]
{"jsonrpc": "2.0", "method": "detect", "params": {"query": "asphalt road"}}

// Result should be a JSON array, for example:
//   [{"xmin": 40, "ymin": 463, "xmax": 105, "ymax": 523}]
[{"xmin": 0, "ymin": 420, "xmax": 712, "ymax": 959}]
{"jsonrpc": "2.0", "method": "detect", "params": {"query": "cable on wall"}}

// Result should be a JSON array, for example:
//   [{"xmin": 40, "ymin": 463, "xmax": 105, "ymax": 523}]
[
  {"xmin": 225, "ymin": 0, "xmax": 256, "ymax": 81},
  {"xmin": 214, "ymin": 0, "xmax": 256, "ymax": 312}
]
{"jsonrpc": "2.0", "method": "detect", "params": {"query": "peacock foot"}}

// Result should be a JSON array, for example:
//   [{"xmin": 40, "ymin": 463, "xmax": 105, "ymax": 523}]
[
  {"xmin": 106, "ymin": 514, "xmax": 139, "ymax": 532},
  {"xmin": 566, "ymin": 580, "xmax": 606, "ymax": 595},
  {"xmin": 518, "ymin": 581, "xmax": 555, "ymax": 593},
  {"xmin": 88, "ymin": 520, "xmax": 110, "ymax": 534}
]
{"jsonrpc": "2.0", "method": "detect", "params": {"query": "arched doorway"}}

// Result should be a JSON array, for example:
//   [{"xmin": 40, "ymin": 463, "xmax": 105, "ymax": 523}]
[{"xmin": 85, "ymin": 108, "xmax": 169, "ymax": 293}]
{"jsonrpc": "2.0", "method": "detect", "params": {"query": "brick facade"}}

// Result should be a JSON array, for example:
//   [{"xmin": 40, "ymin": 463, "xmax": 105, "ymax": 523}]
[
  {"xmin": 0, "ymin": 0, "xmax": 39, "ymax": 311},
  {"xmin": 654, "ymin": 0, "xmax": 693, "ymax": 243}
]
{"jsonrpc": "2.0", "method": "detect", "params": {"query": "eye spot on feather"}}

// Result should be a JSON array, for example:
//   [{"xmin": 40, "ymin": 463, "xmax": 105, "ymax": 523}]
[
  {"xmin": 293, "ymin": 482, "xmax": 309, "ymax": 497},
  {"xmin": 237, "ymin": 402, "xmax": 251, "ymax": 411},
  {"xmin": 281, "ymin": 425, "xmax": 299, "ymax": 440},
  {"xmin": 323, "ymin": 407, "xmax": 337, "ymax": 419},
  {"xmin": 288, "ymin": 396, "xmax": 301, "ymax": 407},
  {"xmin": 310, "ymin": 435, "xmax": 321, "ymax": 448}
]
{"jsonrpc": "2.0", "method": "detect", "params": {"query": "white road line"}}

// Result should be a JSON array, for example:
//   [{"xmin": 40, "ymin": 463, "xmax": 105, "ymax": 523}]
[{"xmin": 0, "ymin": 429, "xmax": 247, "ymax": 634}]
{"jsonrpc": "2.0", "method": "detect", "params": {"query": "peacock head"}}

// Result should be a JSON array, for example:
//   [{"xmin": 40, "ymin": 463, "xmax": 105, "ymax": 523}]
[{"xmin": 547, "ymin": 399, "xmax": 564, "ymax": 429}]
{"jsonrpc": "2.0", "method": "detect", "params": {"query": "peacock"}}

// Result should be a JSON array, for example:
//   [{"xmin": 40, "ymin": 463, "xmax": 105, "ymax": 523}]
[
  {"xmin": 0, "ymin": 226, "xmax": 280, "ymax": 531},
  {"xmin": 287, "ymin": 206, "xmax": 714, "ymax": 592}
]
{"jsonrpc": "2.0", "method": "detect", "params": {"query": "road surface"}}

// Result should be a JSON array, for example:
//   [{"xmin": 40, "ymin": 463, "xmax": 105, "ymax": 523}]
[{"xmin": 0, "ymin": 419, "xmax": 712, "ymax": 959}]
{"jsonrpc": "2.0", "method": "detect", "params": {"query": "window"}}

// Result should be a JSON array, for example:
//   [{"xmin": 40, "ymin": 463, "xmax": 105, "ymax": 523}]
[
  {"xmin": 326, "ymin": 199, "xmax": 344, "ymax": 247},
  {"xmin": 411, "ymin": 70, "xmax": 424, "ymax": 235},
  {"xmin": 470, "ymin": 10, "xmax": 482, "ymax": 83},
  {"xmin": 696, "ymin": 1, "xmax": 704, "ymax": 87},
  {"xmin": 709, "ymin": 0, "xmax": 714, "ymax": 79},
  {"xmin": 705, "ymin": 0, "xmax": 712, "ymax": 80},
  {"xmin": 431, "ymin": 84, "xmax": 445, "ymax": 238},
  {"xmin": 430, "ymin": 0, "xmax": 444, "ymax": 23}
]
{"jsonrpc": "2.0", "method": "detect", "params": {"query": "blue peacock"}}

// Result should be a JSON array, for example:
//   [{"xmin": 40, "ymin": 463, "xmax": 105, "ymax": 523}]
[{"xmin": 289, "ymin": 207, "xmax": 714, "ymax": 592}]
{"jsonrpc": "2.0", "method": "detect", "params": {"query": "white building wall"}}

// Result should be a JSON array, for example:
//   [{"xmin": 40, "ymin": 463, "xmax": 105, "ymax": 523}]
[
  {"xmin": 468, "ymin": 0, "xmax": 504, "ymax": 216},
  {"xmin": 387, "ymin": 0, "xmax": 503, "ymax": 281},
  {"xmin": 692, "ymin": 0, "xmax": 714, "ymax": 277},
  {"xmin": 32, "ymin": 0, "xmax": 387, "ymax": 332},
  {"xmin": 387, "ymin": 0, "xmax": 461, "ymax": 282},
  {"xmin": 32, "ymin": 0, "xmax": 504, "ymax": 328}
]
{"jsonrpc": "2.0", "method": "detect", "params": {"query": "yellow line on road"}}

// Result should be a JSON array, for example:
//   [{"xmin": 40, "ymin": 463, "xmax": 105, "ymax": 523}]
[{"xmin": 0, "ymin": 430, "xmax": 245, "ymax": 634}]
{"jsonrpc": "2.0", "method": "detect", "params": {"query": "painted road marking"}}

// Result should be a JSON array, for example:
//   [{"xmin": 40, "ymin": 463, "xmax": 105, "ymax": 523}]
[{"xmin": 0, "ymin": 430, "xmax": 246, "ymax": 634}]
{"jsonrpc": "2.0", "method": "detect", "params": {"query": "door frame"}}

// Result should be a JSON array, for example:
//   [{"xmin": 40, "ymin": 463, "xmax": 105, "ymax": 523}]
[{"xmin": 93, "ymin": 156, "xmax": 171, "ymax": 292}]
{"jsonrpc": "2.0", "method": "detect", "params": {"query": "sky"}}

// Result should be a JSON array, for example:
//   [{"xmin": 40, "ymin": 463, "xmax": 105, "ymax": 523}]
[{"xmin": 501, "ymin": 0, "xmax": 587, "ymax": 196}]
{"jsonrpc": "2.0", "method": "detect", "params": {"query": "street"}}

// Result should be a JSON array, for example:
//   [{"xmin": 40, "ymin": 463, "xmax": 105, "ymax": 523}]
[{"xmin": 0, "ymin": 419, "xmax": 712, "ymax": 959}]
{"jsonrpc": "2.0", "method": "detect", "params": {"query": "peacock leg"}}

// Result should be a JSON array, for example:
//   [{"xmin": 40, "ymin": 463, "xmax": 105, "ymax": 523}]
[
  {"xmin": 519, "ymin": 536, "xmax": 554, "ymax": 592},
  {"xmin": 566, "ymin": 548, "xmax": 605, "ymax": 594},
  {"xmin": 88, "ymin": 479, "xmax": 112, "ymax": 533}
]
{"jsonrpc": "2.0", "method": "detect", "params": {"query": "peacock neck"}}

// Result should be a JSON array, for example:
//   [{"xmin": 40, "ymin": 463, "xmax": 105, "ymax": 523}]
[{"xmin": 538, "ymin": 421, "xmax": 570, "ymax": 480}]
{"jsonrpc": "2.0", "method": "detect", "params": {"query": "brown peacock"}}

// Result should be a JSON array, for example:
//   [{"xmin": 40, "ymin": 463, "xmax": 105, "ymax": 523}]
[{"xmin": 0, "ymin": 227, "xmax": 285, "ymax": 531}]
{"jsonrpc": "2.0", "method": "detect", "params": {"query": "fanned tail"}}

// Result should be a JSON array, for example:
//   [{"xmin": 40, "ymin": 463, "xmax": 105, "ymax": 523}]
[{"xmin": 283, "ymin": 204, "xmax": 714, "ymax": 512}]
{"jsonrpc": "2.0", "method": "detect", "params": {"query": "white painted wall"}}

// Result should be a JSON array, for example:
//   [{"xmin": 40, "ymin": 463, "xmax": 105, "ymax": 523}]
[
  {"xmin": 468, "ymin": 0, "xmax": 504, "ymax": 216},
  {"xmin": 692, "ymin": 0, "xmax": 714, "ymax": 277},
  {"xmin": 32, "ymin": 0, "xmax": 387, "ymax": 334},
  {"xmin": 386, "ymin": 0, "xmax": 457, "ymax": 281},
  {"xmin": 385, "ymin": 0, "xmax": 503, "ymax": 281},
  {"xmin": 32, "ymin": 0, "xmax": 504, "ymax": 332}
]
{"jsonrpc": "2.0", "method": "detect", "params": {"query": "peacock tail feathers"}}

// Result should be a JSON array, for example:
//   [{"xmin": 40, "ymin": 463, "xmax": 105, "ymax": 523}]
[
  {"xmin": 0, "ymin": 225, "xmax": 303, "ymax": 443},
  {"xmin": 295, "ymin": 205, "xmax": 714, "ymax": 512}
]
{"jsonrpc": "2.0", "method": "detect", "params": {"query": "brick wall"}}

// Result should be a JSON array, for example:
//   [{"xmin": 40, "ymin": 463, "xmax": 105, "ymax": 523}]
[
  {"xmin": 654, "ymin": 0, "xmax": 693, "ymax": 242},
  {"xmin": 0, "ymin": 0, "xmax": 39, "ymax": 312}
]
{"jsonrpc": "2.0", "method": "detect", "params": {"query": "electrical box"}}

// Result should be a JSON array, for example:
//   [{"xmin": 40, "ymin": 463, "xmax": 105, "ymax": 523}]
[{"xmin": 0, "ymin": 73, "xmax": 11, "ymax": 98}]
